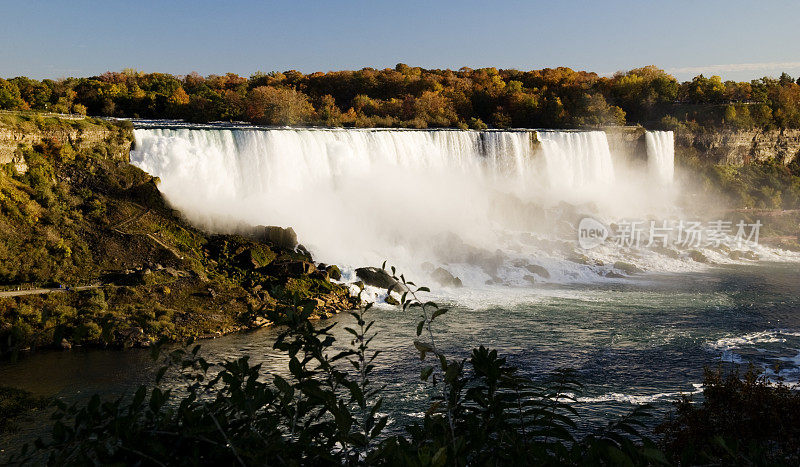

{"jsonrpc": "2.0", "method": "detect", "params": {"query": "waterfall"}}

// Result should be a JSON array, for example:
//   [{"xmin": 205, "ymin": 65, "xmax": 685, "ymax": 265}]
[
  {"xmin": 645, "ymin": 130, "xmax": 675, "ymax": 184},
  {"xmin": 536, "ymin": 131, "xmax": 615, "ymax": 188},
  {"xmin": 131, "ymin": 125, "xmax": 686, "ymax": 290},
  {"xmin": 132, "ymin": 128, "xmax": 538, "ymax": 198}
]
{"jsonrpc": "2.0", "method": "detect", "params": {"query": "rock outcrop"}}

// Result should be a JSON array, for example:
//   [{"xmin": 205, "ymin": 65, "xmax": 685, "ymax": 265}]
[
  {"xmin": 603, "ymin": 126, "xmax": 647, "ymax": 163},
  {"xmin": 355, "ymin": 267, "xmax": 408, "ymax": 292},
  {"xmin": 599, "ymin": 126, "xmax": 800, "ymax": 167},
  {"xmin": 675, "ymin": 128, "xmax": 800, "ymax": 165},
  {"xmin": 0, "ymin": 114, "xmax": 131, "ymax": 171},
  {"xmin": 430, "ymin": 267, "xmax": 463, "ymax": 288}
]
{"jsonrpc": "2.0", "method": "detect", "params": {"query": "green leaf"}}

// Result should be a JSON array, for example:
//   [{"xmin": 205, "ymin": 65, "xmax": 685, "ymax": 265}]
[
  {"xmin": 132, "ymin": 385, "xmax": 146, "ymax": 409},
  {"xmin": 421, "ymin": 366, "xmax": 434, "ymax": 381},
  {"xmin": 432, "ymin": 308, "xmax": 448, "ymax": 319},
  {"xmin": 432, "ymin": 446, "xmax": 447, "ymax": 467},
  {"xmin": 414, "ymin": 340, "xmax": 433, "ymax": 360}
]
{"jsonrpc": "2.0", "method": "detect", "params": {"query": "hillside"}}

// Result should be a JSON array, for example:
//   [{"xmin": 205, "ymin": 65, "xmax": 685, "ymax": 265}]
[{"xmin": 0, "ymin": 114, "xmax": 357, "ymax": 354}]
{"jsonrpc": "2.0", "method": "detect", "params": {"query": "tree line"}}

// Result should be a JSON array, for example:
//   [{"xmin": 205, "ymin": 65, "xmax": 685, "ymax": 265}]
[{"xmin": 2, "ymin": 64, "xmax": 800, "ymax": 130}]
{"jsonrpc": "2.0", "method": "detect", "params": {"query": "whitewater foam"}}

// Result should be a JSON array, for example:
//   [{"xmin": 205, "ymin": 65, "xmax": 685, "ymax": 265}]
[{"xmin": 130, "ymin": 125, "xmax": 793, "ymax": 297}]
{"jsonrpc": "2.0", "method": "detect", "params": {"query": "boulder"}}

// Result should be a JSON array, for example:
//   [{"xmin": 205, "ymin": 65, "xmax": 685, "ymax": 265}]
[
  {"xmin": 730, "ymin": 250, "xmax": 758, "ymax": 260},
  {"xmin": 235, "ymin": 244, "xmax": 276, "ymax": 269},
  {"xmin": 431, "ymin": 267, "xmax": 463, "ymax": 288},
  {"xmin": 267, "ymin": 259, "xmax": 316, "ymax": 276},
  {"xmin": 568, "ymin": 253, "xmax": 591, "ymax": 265},
  {"xmin": 288, "ymin": 260, "xmax": 316, "ymax": 276},
  {"xmin": 523, "ymin": 275, "xmax": 536, "ymax": 284},
  {"xmin": 525, "ymin": 263, "xmax": 550, "ymax": 279},
  {"xmin": 326, "ymin": 264, "xmax": 342, "ymax": 281},
  {"xmin": 310, "ymin": 269, "xmax": 329, "ymax": 281},
  {"xmin": 650, "ymin": 245, "xmax": 680, "ymax": 259},
  {"xmin": 613, "ymin": 261, "xmax": 643, "ymax": 275},
  {"xmin": 253, "ymin": 225, "xmax": 298, "ymax": 250},
  {"xmin": 355, "ymin": 267, "xmax": 407, "ymax": 292},
  {"xmin": 687, "ymin": 250, "xmax": 709, "ymax": 263},
  {"xmin": 743, "ymin": 250, "xmax": 759, "ymax": 260}
]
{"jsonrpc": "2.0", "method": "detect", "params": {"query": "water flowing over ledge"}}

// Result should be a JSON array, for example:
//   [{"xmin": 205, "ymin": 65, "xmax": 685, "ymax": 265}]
[
  {"xmin": 130, "ymin": 124, "xmax": 792, "ymax": 299},
  {"xmin": 646, "ymin": 130, "xmax": 675, "ymax": 185}
]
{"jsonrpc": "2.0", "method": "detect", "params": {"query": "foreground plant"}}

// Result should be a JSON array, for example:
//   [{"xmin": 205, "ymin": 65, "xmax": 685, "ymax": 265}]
[
  {"xmin": 10, "ymin": 266, "xmax": 671, "ymax": 466},
  {"xmin": 658, "ymin": 366, "xmax": 800, "ymax": 466}
]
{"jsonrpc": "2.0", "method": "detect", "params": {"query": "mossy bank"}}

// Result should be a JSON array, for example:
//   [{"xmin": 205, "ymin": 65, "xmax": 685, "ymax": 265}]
[{"xmin": 0, "ymin": 114, "xmax": 358, "ymax": 355}]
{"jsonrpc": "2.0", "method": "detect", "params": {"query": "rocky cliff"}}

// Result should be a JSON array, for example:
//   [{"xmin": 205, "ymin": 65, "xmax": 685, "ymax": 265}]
[
  {"xmin": 0, "ymin": 113, "xmax": 131, "ymax": 172},
  {"xmin": 602, "ymin": 126, "xmax": 647, "ymax": 163},
  {"xmin": 599, "ymin": 126, "xmax": 800, "ymax": 167},
  {"xmin": 0, "ymin": 114, "xmax": 357, "ymax": 354},
  {"xmin": 674, "ymin": 128, "xmax": 800, "ymax": 165}
]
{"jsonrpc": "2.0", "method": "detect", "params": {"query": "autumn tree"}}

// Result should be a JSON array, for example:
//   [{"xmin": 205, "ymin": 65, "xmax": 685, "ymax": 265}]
[
  {"xmin": 609, "ymin": 66, "xmax": 678, "ymax": 123},
  {"xmin": 9, "ymin": 77, "xmax": 51, "ymax": 110},
  {"xmin": 245, "ymin": 86, "xmax": 314, "ymax": 125}
]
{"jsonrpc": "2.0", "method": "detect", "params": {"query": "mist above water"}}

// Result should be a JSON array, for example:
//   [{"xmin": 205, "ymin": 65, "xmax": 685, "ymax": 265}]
[{"xmin": 130, "ymin": 125, "xmax": 782, "ymax": 297}]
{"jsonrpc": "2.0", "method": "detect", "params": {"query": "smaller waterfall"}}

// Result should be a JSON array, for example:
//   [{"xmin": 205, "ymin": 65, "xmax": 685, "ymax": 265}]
[
  {"xmin": 645, "ymin": 131, "xmax": 674, "ymax": 184},
  {"xmin": 536, "ymin": 131, "xmax": 615, "ymax": 188}
]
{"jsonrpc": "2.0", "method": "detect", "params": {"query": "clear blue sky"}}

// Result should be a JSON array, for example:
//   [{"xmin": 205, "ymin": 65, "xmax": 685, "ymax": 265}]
[{"xmin": 2, "ymin": 0, "xmax": 799, "ymax": 82}]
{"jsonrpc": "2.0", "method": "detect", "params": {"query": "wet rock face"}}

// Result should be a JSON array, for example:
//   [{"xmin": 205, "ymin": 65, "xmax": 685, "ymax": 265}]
[
  {"xmin": 234, "ymin": 244, "xmax": 276, "ymax": 269},
  {"xmin": 268, "ymin": 260, "xmax": 316, "ymax": 276},
  {"xmin": 524, "ymin": 263, "xmax": 550, "ymax": 279},
  {"xmin": 325, "ymin": 264, "xmax": 342, "ymax": 281},
  {"xmin": 430, "ymin": 267, "xmax": 463, "ymax": 288},
  {"xmin": 613, "ymin": 261, "xmax": 643, "ymax": 275},
  {"xmin": 250, "ymin": 225, "xmax": 298, "ymax": 250},
  {"xmin": 355, "ymin": 267, "xmax": 408, "ymax": 292},
  {"xmin": 687, "ymin": 250, "xmax": 710, "ymax": 263}
]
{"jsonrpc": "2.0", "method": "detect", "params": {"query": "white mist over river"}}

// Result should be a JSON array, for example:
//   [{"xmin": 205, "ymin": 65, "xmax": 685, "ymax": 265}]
[{"xmin": 130, "ymin": 124, "xmax": 795, "ymax": 303}]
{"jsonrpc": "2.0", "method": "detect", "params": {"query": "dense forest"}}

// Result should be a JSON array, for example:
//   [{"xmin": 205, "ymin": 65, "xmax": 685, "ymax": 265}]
[{"xmin": 2, "ymin": 65, "xmax": 800, "ymax": 130}]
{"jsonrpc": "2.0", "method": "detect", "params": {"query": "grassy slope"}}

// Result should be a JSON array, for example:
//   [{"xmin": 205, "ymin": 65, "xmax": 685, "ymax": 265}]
[{"xmin": 0, "ymin": 115, "xmax": 356, "ymax": 354}]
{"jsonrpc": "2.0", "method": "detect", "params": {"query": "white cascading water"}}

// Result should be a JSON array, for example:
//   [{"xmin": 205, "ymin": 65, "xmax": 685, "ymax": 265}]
[
  {"xmin": 645, "ymin": 130, "xmax": 675, "ymax": 184},
  {"xmin": 132, "ymin": 125, "xmax": 787, "ymax": 301},
  {"xmin": 536, "ymin": 131, "xmax": 615, "ymax": 189}
]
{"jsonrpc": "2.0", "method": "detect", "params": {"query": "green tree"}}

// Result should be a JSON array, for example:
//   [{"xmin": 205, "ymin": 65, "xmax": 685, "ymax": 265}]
[
  {"xmin": 9, "ymin": 77, "xmax": 51, "ymax": 110},
  {"xmin": 0, "ymin": 79, "xmax": 25, "ymax": 110}
]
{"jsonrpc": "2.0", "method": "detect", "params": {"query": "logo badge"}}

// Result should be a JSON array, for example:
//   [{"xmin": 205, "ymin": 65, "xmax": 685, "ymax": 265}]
[{"xmin": 578, "ymin": 217, "xmax": 608, "ymax": 249}]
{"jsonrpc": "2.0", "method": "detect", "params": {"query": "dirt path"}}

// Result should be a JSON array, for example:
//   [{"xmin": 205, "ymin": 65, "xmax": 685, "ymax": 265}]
[{"xmin": 0, "ymin": 285, "xmax": 100, "ymax": 298}]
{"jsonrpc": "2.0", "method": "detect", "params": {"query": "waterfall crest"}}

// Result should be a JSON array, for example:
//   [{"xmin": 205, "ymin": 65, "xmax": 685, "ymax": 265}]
[
  {"xmin": 132, "ymin": 126, "xmax": 689, "ymax": 291},
  {"xmin": 645, "ymin": 130, "xmax": 675, "ymax": 184},
  {"xmin": 536, "ymin": 131, "xmax": 615, "ymax": 188},
  {"xmin": 132, "ymin": 128, "xmax": 541, "ymax": 195}
]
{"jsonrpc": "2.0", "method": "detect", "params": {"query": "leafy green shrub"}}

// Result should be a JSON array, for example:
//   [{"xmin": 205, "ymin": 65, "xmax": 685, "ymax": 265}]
[{"xmin": 658, "ymin": 367, "xmax": 800, "ymax": 465}]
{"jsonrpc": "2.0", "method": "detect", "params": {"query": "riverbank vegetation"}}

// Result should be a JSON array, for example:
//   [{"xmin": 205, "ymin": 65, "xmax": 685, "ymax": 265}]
[
  {"xmin": 3, "ymin": 66, "xmax": 800, "ymax": 130},
  {"xmin": 0, "ymin": 115, "xmax": 356, "ymax": 355},
  {"xmin": 6, "ymin": 270, "xmax": 799, "ymax": 465}
]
